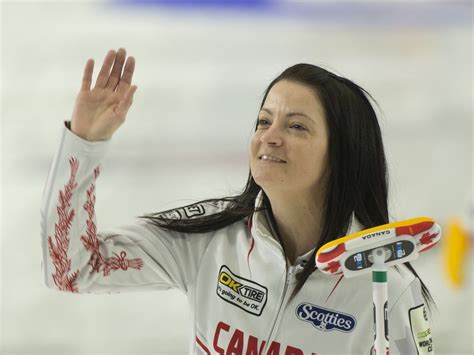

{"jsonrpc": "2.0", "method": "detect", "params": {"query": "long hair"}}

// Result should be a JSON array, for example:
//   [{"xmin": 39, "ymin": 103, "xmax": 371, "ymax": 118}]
[{"xmin": 138, "ymin": 63, "xmax": 434, "ymax": 309}]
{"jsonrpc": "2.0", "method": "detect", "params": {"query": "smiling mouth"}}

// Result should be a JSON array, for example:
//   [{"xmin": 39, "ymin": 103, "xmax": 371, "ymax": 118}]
[{"xmin": 259, "ymin": 155, "xmax": 287, "ymax": 163}]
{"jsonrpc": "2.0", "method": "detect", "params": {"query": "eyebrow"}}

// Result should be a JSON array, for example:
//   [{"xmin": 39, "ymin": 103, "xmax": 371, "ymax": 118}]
[{"xmin": 259, "ymin": 108, "xmax": 315, "ymax": 124}]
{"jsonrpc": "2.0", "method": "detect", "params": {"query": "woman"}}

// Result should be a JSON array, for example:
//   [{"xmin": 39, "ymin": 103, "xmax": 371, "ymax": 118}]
[{"xmin": 41, "ymin": 48, "xmax": 434, "ymax": 354}]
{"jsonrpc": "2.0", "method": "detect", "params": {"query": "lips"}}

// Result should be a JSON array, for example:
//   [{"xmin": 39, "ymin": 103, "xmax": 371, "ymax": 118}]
[{"xmin": 259, "ymin": 154, "xmax": 287, "ymax": 163}]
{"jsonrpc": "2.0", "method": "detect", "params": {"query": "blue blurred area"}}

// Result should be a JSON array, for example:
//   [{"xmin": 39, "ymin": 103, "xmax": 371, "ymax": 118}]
[
  {"xmin": 125, "ymin": 0, "xmax": 270, "ymax": 8},
  {"xmin": 114, "ymin": 0, "xmax": 472, "ymax": 27}
]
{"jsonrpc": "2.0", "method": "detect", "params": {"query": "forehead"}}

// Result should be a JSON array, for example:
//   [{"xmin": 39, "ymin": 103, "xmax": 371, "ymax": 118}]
[{"xmin": 263, "ymin": 80, "xmax": 325, "ymax": 117}]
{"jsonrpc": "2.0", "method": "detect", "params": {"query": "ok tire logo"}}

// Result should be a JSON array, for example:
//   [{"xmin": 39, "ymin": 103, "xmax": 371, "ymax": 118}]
[{"xmin": 216, "ymin": 265, "xmax": 268, "ymax": 316}]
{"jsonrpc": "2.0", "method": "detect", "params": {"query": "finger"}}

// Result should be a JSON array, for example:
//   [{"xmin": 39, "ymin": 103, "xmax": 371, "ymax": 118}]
[
  {"xmin": 80, "ymin": 59, "xmax": 94, "ymax": 92},
  {"xmin": 116, "ymin": 56, "xmax": 135, "ymax": 96},
  {"xmin": 115, "ymin": 85, "xmax": 137, "ymax": 118},
  {"xmin": 105, "ymin": 48, "xmax": 127, "ymax": 91},
  {"xmin": 94, "ymin": 49, "xmax": 116, "ymax": 89}
]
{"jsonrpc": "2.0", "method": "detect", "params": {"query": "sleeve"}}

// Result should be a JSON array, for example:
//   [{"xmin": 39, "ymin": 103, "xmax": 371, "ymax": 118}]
[
  {"xmin": 40, "ymin": 121, "xmax": 215, "ymax": 294},
  {"xmin": 387, "ymin": 277, "xmax": 435, "ymax": 355}
]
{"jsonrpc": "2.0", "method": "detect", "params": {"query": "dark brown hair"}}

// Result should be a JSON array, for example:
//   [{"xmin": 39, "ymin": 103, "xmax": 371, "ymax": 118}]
[{"xmin": 138, "ymin": 63, "xmax": 434, "ymax": 309}]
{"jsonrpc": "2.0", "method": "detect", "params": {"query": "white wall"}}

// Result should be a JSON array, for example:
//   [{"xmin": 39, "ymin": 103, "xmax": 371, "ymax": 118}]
[{"xmin": 1, "ymin": 1, "xmax": 472, "ymax": 354}]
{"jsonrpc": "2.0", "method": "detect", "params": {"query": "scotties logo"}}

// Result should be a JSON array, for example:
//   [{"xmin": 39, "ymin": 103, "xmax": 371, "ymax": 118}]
[{"xmin": 296, "ymin": 303, "xmax": 356, "ymax": 332}]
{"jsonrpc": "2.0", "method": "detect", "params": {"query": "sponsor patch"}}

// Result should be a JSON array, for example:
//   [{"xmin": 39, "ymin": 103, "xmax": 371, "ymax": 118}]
[
  {"xmin": 158, "ymin": 209, "xmax": 182, "ymax": 220},
  {"xmin": 296, "ymin": 303, "xmax": 357, "ymax": 332},
  {"xmin": 184, "ymin": 204, "xmax": 205, "ymax": 218},
  {"xmin": 409, "ymin": 304, "xmax": 433, "ymax": 354},
  {"xmin": 216, "ymin": 265, "xmax": 268, "ymax": 316}
]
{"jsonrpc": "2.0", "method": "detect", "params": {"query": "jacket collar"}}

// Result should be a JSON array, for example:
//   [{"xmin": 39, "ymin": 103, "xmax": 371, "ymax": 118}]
[{"xmin": 250, "ymin": 189, "xmax": 364, "ymax": 264}]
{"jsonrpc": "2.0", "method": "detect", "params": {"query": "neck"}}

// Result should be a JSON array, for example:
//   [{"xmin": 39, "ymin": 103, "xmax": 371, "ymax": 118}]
[{"xmin": 265, "ymin": 188, "xmax": 325, "ymax": 265}]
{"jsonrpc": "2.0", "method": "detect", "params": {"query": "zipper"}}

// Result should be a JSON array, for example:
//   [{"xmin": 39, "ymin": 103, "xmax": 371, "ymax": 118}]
[{"xmin": 262, "ymin": 263, "xmax": 297, "ymax": 353}]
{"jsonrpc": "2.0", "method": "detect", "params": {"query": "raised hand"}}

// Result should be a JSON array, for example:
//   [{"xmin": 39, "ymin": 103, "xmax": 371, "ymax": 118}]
[{"xmin": 70, "ymin": 48, "xmax": 137, "ymax": 141}]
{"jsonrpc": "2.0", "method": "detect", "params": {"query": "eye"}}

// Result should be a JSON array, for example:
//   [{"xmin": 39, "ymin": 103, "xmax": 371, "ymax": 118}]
[
  {"xmin": 257, "ymin": 118, "xmax": 270, "ymax": 126},
  {"xmin": 290, "ymin": 123, "xmax": 306, "ymax": 131}
]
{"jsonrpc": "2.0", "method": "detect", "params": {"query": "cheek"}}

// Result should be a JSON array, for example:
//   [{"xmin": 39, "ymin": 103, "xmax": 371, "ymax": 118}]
[
  {"xmin": 301, "ymin": 143, "xmax": 329, "ymax": 179},
  {"xmin": 249, "ymin": 135, "xmax": 258, "ymax": 170},
  {"xmin": 313, "ymin": 147, "xmax": 329, "ymax": 178},
  {"xmin": 249, "ymin": 134, "xmax": 259, "ymax": 156}
]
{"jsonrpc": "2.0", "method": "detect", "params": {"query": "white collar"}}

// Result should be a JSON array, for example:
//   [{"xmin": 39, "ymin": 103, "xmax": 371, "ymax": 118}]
[{"xmin": 250, "ymin": 189, "xmax": 363, "ymax": 264}]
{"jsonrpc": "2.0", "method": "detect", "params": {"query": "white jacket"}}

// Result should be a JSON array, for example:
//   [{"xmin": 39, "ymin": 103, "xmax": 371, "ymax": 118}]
[{"xmin": 40, "ymin": 121, "xmax": 434, "ymax": 355}]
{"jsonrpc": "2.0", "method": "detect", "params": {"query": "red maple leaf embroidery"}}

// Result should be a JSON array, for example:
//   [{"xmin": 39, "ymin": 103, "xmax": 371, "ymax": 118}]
[
  {"xmin": 419, "ymin": 232, "xmax": 438, "ymax": 245},
  {"xmin": 47, "ymin": 157, "xmax": 81, "ymax": 292},
  {"xmin": 48, "ymin": 158, "xmax": 144, "ymax": 293},
  {"xmin": 80, "ymin": 165, "xmax": 144, "ymax": 277},
  {"xmin": 323, "ymin": 261, "xmax": 341, "ymax": 274}
]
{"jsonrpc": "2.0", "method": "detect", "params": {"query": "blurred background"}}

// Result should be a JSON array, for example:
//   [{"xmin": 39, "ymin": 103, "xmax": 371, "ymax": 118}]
[{"xmin": 1, "ymin": 0, "xmax": 472, "ymax": 354}]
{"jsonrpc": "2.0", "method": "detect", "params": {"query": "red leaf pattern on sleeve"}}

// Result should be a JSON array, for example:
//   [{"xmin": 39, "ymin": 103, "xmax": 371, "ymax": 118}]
[
  {"xmin": 80, "ymin": 165, "xmax": 144, "ymax": 277},
  {"xmin": 47, "ymin": 157, "xmax": 144, "ymax": 293},
  {"xmin": 47, "ymin": 157, "xmax": 81, "ymax": 292}
]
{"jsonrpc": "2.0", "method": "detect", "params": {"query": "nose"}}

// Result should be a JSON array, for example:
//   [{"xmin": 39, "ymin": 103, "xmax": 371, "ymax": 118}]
[{"xmin": 260, "ymin": 125, "xmax": 283, "ymax": 146}]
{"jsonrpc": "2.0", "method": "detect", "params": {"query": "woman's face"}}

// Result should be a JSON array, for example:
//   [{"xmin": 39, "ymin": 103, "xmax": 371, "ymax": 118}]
[{"xmin": 249, "ymin": 80, "xmax": 330, "ymax": 197}]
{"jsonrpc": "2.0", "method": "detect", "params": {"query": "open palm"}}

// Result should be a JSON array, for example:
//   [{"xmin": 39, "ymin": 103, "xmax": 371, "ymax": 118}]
[{"xmin": 70, "ymin": 48, "xmax": 137, "ymax": 141}]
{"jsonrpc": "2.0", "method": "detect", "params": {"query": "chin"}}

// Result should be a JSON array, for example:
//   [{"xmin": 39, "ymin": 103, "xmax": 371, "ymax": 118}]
[
  {"xmin": 251, "ymin": 165, "xmax": 285, "ymax": 187},
  {"xmin": 253, "ymin": 175, "xmax": 284, "ymax": 189}
]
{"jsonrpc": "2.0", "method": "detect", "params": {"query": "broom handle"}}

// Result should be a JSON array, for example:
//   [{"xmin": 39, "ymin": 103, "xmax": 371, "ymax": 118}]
[{"xmin": 372, "ymin": 248, "xmax": 389, "ymax": 355}]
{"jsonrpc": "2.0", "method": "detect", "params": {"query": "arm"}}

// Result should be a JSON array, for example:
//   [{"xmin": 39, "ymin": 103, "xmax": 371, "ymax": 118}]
[
  {"xmin": 40, "ymin": 121, "xmax": 214, "ymax": 294},
  {"xmin": 41, "ymin": 49, "xmax": 213, "ymax": 294}
]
